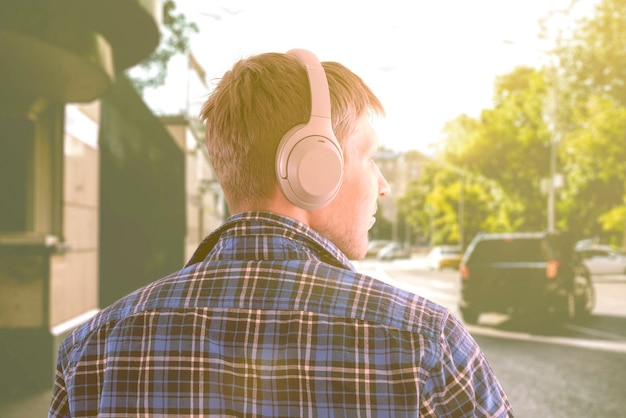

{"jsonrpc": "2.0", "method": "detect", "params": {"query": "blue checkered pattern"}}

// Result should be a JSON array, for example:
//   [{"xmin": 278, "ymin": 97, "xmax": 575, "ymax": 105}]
[{"xmin": 49, "ymin": 212, "xmax": 513, "ymax": 417}]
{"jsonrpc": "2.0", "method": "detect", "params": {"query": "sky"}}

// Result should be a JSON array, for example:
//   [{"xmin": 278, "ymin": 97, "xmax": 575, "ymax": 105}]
[{"xmin": 143, "ymin": 0, "xmax": 598, "ymax": 154}]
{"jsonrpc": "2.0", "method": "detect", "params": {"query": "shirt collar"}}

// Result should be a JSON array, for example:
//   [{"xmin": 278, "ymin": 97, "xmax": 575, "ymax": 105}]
[{"xmin": 185, "ymin": 211, "xmax": 355, "ymax": 271}]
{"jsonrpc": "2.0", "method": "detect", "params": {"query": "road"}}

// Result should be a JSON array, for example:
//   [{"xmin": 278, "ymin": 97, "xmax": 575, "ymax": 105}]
[{"xmin": 354, "ymin": 256, "xmax": 626, "ymax": 418}]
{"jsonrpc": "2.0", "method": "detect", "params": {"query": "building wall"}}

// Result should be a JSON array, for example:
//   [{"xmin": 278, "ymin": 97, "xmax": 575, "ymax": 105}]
[
  {"xmin": 162, "ymin": 116, "xmax": 225, "ymax": 262},
  {"xmin": 98, "ymin": 76, "xmax": 187, "ymax": 308},
  {"xmin": 0, "ymin": 83, "xmax": 225, "ymax": 397},
  {"xmin": 374, "ymin": 150, "xmax": 425, "ymax": 244},
  {"xmin": 49, "ymin": 103, "xmax": 101, "ymax": 329},
  {"xmin": 0, "ymin": 0, "xmax": 163, "ymax": 401},
  {"xmin": 0, "ymin": 99, "xmax": 67, "ymax": 395}
]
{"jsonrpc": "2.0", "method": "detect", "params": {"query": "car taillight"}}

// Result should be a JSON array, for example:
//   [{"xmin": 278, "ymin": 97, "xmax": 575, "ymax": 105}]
[
  {"xmin": 546, "ymin": 259, "xmax": 559, "ymax": 279},
  {"xmin": 460, "ymin": 263, "xmax": 469, "ymax": 280}
]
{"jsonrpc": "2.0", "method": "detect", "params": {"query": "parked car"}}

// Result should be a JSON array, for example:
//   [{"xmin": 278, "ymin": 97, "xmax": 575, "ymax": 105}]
[
  {"xmin": 365, "ymin": 239, "xmax": 392, "ymax": 258},
  {"xmin": 576, "ymin": 245, "xmax": 626, "ymax": 276},
  {"xmin": 459, "ymin": 231, "xmax": 595, "ymax": 324},
  {"xmin": 426, "ymin": 245, "xmax": 462, "ymax": 270},
  {"xmin": 377, "ymin": 242, "xmax": 411, "ymax": 261}
]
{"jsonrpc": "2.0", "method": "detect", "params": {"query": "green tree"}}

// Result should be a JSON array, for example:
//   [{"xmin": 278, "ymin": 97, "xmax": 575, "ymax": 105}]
[
  {"xmin": 399, "ymin": 67, "xmax": 550, "ymax": 246},
  {"xmin": 399, "ymin": 0, "xmax": 626, "ymax": 247},
  {"xmin": 127, "ymin": 0, "xmax": 199, "ymax": 94},
  {"xmin": 553, "ymin": 0, "xmax": 626, "ymax": 245},
  {"xmin": 398, "ymin": 164, "xmax": 434, "ymax": 244},
  {"xmin": 398, "ymin": 160, "xmax": 514, "ymax": 249},
  {"xmin": 555, "ymin": 0, "xmax": 626, "ymax": 106},
  {"xmin": 443, "ymin": 67, "xmax": 552, "ymax": 231},
  {"xmin": 558, "ymin": 94, "xmax": 626, "ymax": 245}
]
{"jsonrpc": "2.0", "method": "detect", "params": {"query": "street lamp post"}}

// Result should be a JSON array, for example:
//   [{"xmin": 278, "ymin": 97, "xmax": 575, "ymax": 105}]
[
  {"xmin": 548, "ymin": 134, "xmax": 556, "ymax": 233},
  {"xmin": 459, "ymin": 173, "xmax": 465, "ymax": 249},
  {"xmin": 545, "ymin": 60, "xmax": 563, "ymax": 234},
  {"xmin": 501, "ymin": 39, "xmax": 563, "ymax": 233}
]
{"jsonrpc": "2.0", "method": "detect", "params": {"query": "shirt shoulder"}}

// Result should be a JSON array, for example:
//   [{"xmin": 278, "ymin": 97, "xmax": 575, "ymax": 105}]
[
  {"xmin": 60, "ymin": 258, "xmax": 452, "ymax": 355},
  {"xmin": 54, "ymin": 259, "xmax": 512, "ymax": 417}
]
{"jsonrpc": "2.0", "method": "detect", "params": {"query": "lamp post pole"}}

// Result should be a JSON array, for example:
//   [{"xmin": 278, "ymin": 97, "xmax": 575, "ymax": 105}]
[
  {"xmin": 501, "ymin": 39, "xmax": 561, "ymax": 233},
  {"xmin": 459, "ymin": 173, "xmax": 465, "ymax": 249},
  {"xmin": 546, "ymin": 60, "xmax": 562, "ymax": 234},
  {"xmin": 548, "ymin": 134, "xmax": 556, "ymax": 233}
]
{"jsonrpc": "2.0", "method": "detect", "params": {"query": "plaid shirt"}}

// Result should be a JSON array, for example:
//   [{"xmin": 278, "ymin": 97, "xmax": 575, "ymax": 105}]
[{"xmin": 49, "ymin": 212, "xmax": 513, "ymax": 417}]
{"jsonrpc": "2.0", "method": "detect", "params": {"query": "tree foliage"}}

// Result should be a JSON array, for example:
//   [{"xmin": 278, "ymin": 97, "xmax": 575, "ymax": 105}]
[
  {"xmin": 398, "ymin": 160, "xmax": 520, "ymax": 247},
  {"xmin": 558, "ymin": 94, "xmax": 626, "ymax": 242},
  {"xmin": 127, "ymin": 0, "xmax": 199, "ymax": 93},
  {"xmin": 449, "ymin": 67, "xmax": 553, "ymax": 231},
  {"xmin": 554, "ymin": 0, "xmax": 626, "ymax": 245},
  {"xmin": 555, "ymin": 0, "xmax": 626, "ymax": 106},
  {"xmin": 399, "ymin": 0, "xmax": 626, "ymax": 248}
]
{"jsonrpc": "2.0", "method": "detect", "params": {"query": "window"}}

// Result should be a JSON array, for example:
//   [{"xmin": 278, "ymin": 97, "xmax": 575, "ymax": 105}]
[
  {"xmin": 470, "ymin": 238, "xmax": 552, "ymax": 263},
  {"xmin": 0, "ymin": 118, "xmax": 33, "ymax": 231},
  {"xmin": 0, "ymin": 100, "xmax": 63, "ymax": 237}
]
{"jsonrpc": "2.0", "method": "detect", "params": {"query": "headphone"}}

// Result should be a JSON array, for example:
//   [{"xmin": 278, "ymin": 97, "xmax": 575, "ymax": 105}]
[{"xmin": 275, "ymin": 49, "xmax": 344, "ymax": 210}]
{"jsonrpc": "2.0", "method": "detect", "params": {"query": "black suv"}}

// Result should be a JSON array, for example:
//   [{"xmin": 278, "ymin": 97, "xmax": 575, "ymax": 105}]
[{"xmin": 459, "ymin": 231, "xmax": 595, "ymax": 324}]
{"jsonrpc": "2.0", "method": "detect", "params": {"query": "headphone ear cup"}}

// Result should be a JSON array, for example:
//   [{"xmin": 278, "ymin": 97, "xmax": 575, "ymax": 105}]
[
  {"xmin": 276, "ymin": 125, "xmax": 343, "ymax": 210},
  {"xmin": 275, "ymin": 49, "xmax": 343, "ymax": 210}
]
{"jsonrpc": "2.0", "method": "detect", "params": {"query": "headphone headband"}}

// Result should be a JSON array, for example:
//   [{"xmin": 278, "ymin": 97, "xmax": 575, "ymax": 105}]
[{"xmin": 287, "ymin": 49, "xmax": 332, "ymax": 119}]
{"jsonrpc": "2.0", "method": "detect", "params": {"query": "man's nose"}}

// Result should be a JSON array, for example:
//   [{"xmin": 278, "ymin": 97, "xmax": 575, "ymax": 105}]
[{"xmin": 378, "ymin": 174, "xmax": 391, "ymax": 197}]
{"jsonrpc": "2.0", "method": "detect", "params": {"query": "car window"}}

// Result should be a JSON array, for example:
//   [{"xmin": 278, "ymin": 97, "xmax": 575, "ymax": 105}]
[
  {"xmin": 441, "ymin": 248, "xmax": 460, "ymax": 255},
  {"xmin": 581, "ymin": 249, "xmax": 607, "ymax": 258},
  {"xmin": 578, "ymin": 247, "xmax": 625, "ymax": 258},
  {"xmin": 468, "ymin": 238, "xmax": 551, "ymax": 263}
]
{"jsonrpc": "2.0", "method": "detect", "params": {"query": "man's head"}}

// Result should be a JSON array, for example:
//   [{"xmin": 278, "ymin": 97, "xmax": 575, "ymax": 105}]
[{"xmin": 200, "ymin": 50, "xmax": 390, "ymax": 259}]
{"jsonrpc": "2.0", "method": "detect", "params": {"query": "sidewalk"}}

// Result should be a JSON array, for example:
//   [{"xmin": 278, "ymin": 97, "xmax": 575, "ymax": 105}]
[{"xmin": 0, "ymin": 389, "xmax": 51, "ymax": 418}]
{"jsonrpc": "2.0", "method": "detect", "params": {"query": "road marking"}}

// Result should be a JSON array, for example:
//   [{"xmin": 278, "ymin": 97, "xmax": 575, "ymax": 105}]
[
  {"xmin": 563, "ymin": 323, "xmax": 626, "ymax": 341},
  {"xmin": 466, "ymin": 324, "xmax": 626, "ymax": 353},
  {"xmin": 430, "ymin": 280, "xmax": 454, "ymax": 289}
]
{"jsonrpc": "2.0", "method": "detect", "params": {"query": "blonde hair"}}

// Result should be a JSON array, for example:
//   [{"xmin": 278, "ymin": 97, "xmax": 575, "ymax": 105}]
[{"xmin": 199, "ymin": 52, "xmax": 384, "ymax": 209}]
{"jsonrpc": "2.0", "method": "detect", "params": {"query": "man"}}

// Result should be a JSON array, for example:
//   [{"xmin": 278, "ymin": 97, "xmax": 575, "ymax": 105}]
[{"xmin": 49, "ymin": 49, "xmax": 513, "ymax": 417}]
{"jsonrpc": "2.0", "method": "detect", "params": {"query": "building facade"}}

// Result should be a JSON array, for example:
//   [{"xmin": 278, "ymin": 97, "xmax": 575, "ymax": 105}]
[
  {"xmin": 0, "ymin": 0, "xmax": 223, "ymax": 398},
  {"xmin": 374, "ymin": 149, "xmax": 425, "ymax": 245}
]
